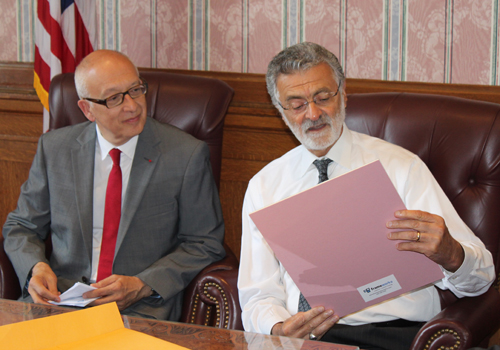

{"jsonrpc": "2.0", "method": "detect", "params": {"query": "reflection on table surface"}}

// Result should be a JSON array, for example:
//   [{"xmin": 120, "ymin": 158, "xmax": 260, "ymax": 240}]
[{"xmin": 0, "ymin": 298, "xmax": 357, "ymax": 350}]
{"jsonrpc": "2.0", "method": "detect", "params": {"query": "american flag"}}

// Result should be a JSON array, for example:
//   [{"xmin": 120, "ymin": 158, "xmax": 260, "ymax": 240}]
[{"xmin": 34, "ymin": 0, "xmax": 97, "ymax": 132}]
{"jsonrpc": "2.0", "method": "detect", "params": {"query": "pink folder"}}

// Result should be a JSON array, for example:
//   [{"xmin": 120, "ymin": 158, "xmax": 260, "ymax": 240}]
[{"xmin": 250, "ymin": 160, "xmax": 444, "ymax": 317}]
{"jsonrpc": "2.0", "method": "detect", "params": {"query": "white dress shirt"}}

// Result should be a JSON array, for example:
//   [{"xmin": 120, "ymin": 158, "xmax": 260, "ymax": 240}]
[
  {"xmin": 90, "ymin": 125, "xmax": 138, "ymax": 283},
  {"xmin": 238, "ymin": 124, "xmax": 495, "ymax": 334}
]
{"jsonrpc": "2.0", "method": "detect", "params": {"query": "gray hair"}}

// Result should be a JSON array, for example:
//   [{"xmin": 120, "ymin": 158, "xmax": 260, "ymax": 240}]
[
  {"xmin": 266, "ymin": 42, "xmax": 345, "ymax": 111},
  {"xmin": 74, "ymin": 50, "xmax": 139, "ymax": 99}
]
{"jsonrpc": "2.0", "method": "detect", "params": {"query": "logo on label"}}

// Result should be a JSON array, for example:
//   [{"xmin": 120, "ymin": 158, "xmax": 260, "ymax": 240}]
[{"xmin": 357, "ymin": 274, "xmax": 402, "ymax": 302}]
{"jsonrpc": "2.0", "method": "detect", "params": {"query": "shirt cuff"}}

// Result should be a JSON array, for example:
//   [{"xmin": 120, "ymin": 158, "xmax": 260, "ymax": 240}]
[
  {"xmin": 23, "ymin": 265, "xmax": 36, "ymax": 298},
  {"xmin": 261, "ymin": 305, "xmax": 294, "ymax": 335},
  {"xmin": 441, "ymin": 243, "xmax": 474, "ymax": 285}
]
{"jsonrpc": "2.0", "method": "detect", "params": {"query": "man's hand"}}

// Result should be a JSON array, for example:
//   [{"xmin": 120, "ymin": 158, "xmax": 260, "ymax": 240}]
[
  {"xmin": 387, "ymin": 210, "xmax": 465, "ymax": 272},
  {"xmin": 83, "ymin": 275, "xmax": 153, "ymax": 310},
  {"xmin": 271, "ymin": 306, "xmax": 338, "ymax": 340},
  {"xmin": 28, "ymin": 262, "xmax": 61, "ymax": 304}
]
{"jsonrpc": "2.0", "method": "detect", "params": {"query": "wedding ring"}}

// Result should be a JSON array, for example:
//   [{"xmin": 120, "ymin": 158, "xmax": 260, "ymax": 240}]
[
  {"xmin": 415, "ymin": 231, "xmax": 421, "ymax": 242},
  {"xmin": 309, "ymin": 333, "xmax": 318, "ymax": 340}
]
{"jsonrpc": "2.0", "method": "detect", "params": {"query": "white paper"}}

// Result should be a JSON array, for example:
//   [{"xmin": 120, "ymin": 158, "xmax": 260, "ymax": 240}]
[{"xmin": 49, "ymin": 282, "xmax": 99, "ymax": 307}]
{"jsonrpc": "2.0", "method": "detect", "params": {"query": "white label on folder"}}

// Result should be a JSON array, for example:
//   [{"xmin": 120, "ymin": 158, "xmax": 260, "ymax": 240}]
[{"xmin": 357, "ymin": 274, "xmax": 402, "ymax": 302}]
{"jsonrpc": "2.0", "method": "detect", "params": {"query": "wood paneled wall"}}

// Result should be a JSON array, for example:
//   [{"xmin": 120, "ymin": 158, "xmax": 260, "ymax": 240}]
[
  {"xmin": 3, "ymin": 62, "xmax": 500, "ymax": 260},
  {"xmin": 0, "ymin": 63, "xmax": 43, "ymax": 243}
]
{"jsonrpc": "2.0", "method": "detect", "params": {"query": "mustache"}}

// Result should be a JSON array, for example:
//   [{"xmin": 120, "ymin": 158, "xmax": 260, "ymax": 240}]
[{"xmin": 302, "ymin": 115, "xmax": 333, "ymax": 131}]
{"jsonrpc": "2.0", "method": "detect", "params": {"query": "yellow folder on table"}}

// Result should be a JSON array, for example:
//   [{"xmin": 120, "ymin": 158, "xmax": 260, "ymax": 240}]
[{"xmin": 0, "ymin": 302, "xmax": 188, "ymax": 350}]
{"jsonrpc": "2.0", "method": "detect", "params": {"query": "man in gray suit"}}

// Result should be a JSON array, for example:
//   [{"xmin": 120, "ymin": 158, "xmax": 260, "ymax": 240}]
[{"xmin": 3, "ymin": 50, "xmax": 225, "ymax": 321}]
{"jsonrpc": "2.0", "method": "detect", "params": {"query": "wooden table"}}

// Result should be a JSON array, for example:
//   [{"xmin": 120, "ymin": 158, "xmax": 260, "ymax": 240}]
[{"xmin": 0, "ymin": 299, "xmax": 356, "ymax": 349}]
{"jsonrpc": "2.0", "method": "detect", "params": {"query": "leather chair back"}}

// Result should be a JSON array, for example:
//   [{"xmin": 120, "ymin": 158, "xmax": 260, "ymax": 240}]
[
  {"xmin": 49, "ymin": 69, "xmax": 234, "ymax": 188},
  {"xmin": 346, "ymin": 92, "xmax": 500, "ymax": 289}
]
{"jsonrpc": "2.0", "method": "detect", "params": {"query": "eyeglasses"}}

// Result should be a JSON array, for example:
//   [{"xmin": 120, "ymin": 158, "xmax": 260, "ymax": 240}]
[
  {"xmin": 83, "ymin": 81, "xmax": 148, "ymax": 109},
  {"xmin": 278, "ymin": 83, "xmax": 341, "ymax": 115}
]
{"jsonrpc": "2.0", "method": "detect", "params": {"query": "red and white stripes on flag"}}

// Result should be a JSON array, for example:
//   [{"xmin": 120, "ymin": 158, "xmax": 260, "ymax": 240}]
[{"xmin": 34, "ymin": 0, "xmax": 97, "ymax": 132}]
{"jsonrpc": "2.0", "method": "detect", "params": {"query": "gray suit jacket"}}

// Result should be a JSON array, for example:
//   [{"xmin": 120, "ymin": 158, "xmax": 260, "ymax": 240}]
[{"xmin": 3, "ymin": 117, "xmax": 225, "ymax": 320}]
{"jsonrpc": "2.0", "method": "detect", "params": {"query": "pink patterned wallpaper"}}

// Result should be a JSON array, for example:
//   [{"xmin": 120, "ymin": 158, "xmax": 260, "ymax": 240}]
[{"xmin": 2, "ymin": 0, "xmax": 499, "ymax": 85}]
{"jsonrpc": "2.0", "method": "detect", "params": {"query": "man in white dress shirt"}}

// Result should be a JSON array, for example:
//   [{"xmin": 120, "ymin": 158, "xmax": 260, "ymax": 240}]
[{"xmin": 237, "ymin": 42, "xmax": 494, "ymax": 350}]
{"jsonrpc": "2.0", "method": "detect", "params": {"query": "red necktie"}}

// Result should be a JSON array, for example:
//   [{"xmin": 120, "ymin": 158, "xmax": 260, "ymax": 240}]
[{"xmin": 96, "ymin": 148, "xmax": 122, "ymax": 282}]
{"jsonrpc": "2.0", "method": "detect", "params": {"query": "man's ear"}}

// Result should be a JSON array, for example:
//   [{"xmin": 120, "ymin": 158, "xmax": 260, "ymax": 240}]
[{"xmin": 77, "ymin": 100, "xmax": 95, "ymax": 122}]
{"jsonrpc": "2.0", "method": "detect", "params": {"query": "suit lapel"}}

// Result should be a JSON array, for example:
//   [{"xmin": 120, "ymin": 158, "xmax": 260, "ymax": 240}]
[
  {"xmin": 115, "ymin": 118, "xmax": 160, "ymax": 253},
  {"xmin": 72, "ymin": 123, "xmax": 97, "ymax": 263}
]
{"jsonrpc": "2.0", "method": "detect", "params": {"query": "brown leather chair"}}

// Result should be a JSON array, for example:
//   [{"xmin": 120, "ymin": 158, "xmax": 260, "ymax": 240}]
[
  {"xmin": 346, "ymin": 92, "xmax": 500, "ymax": 349},
  {"xmin": 0, "ymin": 69, "xmax": 242, "ymax": 330}
]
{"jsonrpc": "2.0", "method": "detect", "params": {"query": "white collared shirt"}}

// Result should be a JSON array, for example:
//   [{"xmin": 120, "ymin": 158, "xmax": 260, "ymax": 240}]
[
  {"xmin": 238, "ymin": 124, "xmax": 495, "ymax": 334},
  {"xmin": 90, "ymin": 125, "xmax": 138, "ymax": 283}
]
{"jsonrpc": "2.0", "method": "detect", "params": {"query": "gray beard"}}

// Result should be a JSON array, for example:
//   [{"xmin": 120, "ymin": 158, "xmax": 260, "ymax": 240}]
[{"xmin": 284, "ymin": 99, "xmax": 345, "ymax": 151}]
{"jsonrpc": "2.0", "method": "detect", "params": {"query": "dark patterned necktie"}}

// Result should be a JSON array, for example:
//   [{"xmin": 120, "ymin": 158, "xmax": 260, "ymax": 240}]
[
  {"xmin": 313, "ymin": 158, "xmax": 333, "ymax": 183},
  {"xmin": 298, "ymin": 157, "xmax": 333, "ymax": 312}
]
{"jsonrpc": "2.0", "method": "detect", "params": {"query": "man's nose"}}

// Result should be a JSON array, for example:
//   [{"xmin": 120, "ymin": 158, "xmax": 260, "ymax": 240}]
[
  {"xmin": 304, "ymin": 101, "xmax": 322, "ymax": 121},
  {"xmin": 122, "ymin": 94, "xmax": 138, "ymax": 110}
]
